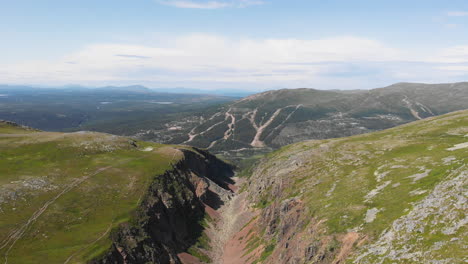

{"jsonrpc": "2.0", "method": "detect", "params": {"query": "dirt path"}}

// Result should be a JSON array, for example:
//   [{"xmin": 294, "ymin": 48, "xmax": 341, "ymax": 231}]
[
  {"xmin": 63, "ymin": 222, "xmax": 114, "ymax": 264},
  {"xmin": 1, "ymin": 166, "xmax": 112, "ymax": 264},
  {"xmin": 184, "ymin": 112, "xmax": 224, "ymax": 144}
]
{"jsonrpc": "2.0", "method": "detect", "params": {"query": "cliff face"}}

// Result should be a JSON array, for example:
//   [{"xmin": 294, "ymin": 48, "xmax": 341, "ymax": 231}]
[{"xmin": 91, "ymin": 148, "xmax": 234, "ymax": 264}]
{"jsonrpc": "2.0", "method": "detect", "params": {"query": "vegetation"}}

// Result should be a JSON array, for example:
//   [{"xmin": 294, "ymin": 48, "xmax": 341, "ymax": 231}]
[
  {"xmin": 245, "ymin": 109, "xmax": 468, "ymax": 263},
  {"xmin": 156, "ymin": 82, "xmax": 468, "ymax": 163},
  {"xmin": 1, "ymin": 84, "xmax": 467, "ymax": 263},
  {"xmin": 0, "ymin": 86, "xmax": 234, "ymax": 133},
  {"xmin": 0, "ymin": 122, "xmax": 184, "ymax": 263},
  {"xmin": 187, "ymin": 231, "xmax": 212, "ymax": 263}
]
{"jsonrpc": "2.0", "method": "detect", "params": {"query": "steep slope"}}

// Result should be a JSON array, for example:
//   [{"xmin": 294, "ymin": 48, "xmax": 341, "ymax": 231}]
[
  {"xmin": 235, "ymin": 110, "xmax": 467, "ymax": 263},
  {"xmin": 142, "ymin": 82, "xmax": 468, "ymax": 161},
  {"xmin": 0, "ymin": 121, "xmax": 234, "ymax": 264}
]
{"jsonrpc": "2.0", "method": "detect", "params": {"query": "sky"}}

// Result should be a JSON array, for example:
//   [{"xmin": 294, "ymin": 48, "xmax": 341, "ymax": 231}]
[{"xmin": 1, "ymin": 0, "xmax": 468, "ymax": 91}]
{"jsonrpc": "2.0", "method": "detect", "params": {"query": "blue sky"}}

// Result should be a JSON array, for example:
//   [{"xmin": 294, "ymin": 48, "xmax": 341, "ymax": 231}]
[{"xmin": 1, "ymin": 0, "xmax": 468, "ymax": 91}]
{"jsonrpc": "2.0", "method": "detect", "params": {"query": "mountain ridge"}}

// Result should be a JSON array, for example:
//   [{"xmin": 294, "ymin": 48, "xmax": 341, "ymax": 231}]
[{"xmin": 139, "ymin": 82, "xmax": 468, "ymax": 162}]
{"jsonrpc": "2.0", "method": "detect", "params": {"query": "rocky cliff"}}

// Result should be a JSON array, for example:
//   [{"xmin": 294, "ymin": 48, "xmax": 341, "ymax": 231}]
[{"xmin": 92, "ymin": 148, "xmax": 234, "ymax": 264}]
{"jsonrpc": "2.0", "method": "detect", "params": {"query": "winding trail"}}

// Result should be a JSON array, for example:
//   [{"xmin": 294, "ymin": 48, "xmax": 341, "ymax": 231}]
[
  {"xmin": 1, "ymin": 166, "xmax": 113, "ymax": 264},
  {"xmin": 63, "ymin": 222, "xmax": 114, "ymax": 264},
  {"xmin": 184, "ymin": 109, "xmax": 236, "ymax": 149},
  {"xmin": 184, "ymin": 113, "xmax": 224, "ymax": 144}
]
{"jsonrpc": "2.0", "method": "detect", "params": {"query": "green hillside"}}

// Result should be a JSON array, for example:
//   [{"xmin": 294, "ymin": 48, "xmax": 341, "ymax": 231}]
[
  {"xmin": 0, "ymin": 122, "xmax": 184, "ymax": 263},
  {"xmin": 244, "ymin": 110, "xmax": 467, "ymax": 263}
]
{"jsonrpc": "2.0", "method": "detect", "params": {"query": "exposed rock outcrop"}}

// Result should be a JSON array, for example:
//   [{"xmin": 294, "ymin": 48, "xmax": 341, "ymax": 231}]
[{"xmin": 91, "ymin": 148, "xmax": 234, "ymax": 264}]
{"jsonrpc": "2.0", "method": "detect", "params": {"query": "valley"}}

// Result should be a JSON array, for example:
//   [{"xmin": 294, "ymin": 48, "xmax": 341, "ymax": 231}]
[
  {"xmin": 4, "ymin": 1, "xmax": 468, "ymax": 263},
  {"xmin": 0, "ymin": 84, "xmax": 467, "ymax": 264},
  {"xmin": 194, "ymin": 109, "xmax": 468, "ymax": 264},
  {"xmin": 1, "ymin": 107, "xmax": 466, "ymax": 263}
]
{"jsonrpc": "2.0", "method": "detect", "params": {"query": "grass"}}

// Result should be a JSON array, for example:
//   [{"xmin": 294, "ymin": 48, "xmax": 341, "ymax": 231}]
[
  {"xmin": 185, "ymin": 213, "xmax": 213, "ymax": 263},
  {"xmin": 245, "ymin": 110, "xmax": 468, "ymax": 263},
  {"xmin": 258, "ymin": 242, "xmax": 275, "ymax": 262},
  {"xmin": 0, "ymin": 124, "xmax": 183, "ymax": 263},
  {"xmin": 187, "ymin": 231, "xmax": 212, "ymax": 263}
]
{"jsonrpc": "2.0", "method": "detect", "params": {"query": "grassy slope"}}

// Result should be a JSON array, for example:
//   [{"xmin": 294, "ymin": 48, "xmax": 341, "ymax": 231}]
[
  {"xmin": 0, "ymin": 123, "xmax": 184, "ymax": 263},
  {"xmin": 247, "ymin": 110, "xmax": 467, "ymax": 262}
]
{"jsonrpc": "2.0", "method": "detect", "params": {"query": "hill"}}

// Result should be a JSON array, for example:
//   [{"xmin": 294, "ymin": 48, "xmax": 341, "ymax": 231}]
[
  {"xmin": 233, "ymin": 109, "xmax": 467, "ymax": 263},
  {"xmin": 143, "ymin": 82, "xmax": 468, "ymax": 162},
  {"xmin": 0, "ymin": 121, "xmax": 234, "ymax": 263}
]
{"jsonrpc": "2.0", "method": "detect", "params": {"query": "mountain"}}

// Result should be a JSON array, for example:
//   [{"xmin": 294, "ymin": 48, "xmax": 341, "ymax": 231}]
[
  {"xmin": 3, "ymin": 82, "xmax": 467, "ymax": 165},
  {"xmin": 150, "ymin": 87, "xmax": 256, "ymax": 97},
  {"xmin": 1, "ymin": 108, "xmax": 467, "ymax": 263},
  {"xmin": 229, "ymin": 109, "xmax": 467, "ymax": 263},
  {"xmin": 96, "ymin": 85, "xmax": 153, "ymax": 93},
  {"xmin": 0, "ymin": 121, "xmax": 234, "ymax": 263},
  {"xmin": 142, "ymin": 82, "xmax": 468, "ymax": 161}
]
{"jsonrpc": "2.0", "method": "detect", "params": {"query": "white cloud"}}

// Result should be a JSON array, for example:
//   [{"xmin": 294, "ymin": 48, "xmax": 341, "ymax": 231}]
[
  {"xmin": 158, "ymin": 1, "xmax": 229, "ymax": 9},
  {"xmin": 158, "ymin": 0, "xmax": 263, "ymax": 9},
  {"xmin": 430, "ymin": 45, "xmax": 468, "ymax": 63},
  {"xmin": 447, "ymin": 11, "xmax": 468, "ymax": 17},
  {"xmin": 444, "ymin": 23, "xmax": 459, "ymax": 29},
  {"xmin": 1, "ymin": 34, "xmax": 467, "ymax": 90},
  {"xmin": 436, "ymin": 65, "xmax": 468, "ymax": 72}
]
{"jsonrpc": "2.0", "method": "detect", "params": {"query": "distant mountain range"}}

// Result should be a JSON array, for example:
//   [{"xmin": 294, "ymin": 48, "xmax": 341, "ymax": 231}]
[{"xmin": 0, "ymin": 84, "xmax": 255, "ymax": 97}]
